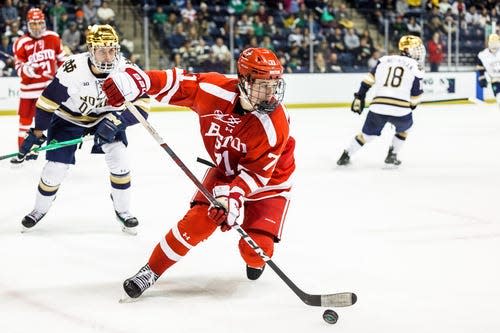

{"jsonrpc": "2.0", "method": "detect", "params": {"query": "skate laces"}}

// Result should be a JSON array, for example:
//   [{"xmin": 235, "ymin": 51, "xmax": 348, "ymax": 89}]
[
  {"xmin": 28, "ymin": 210, "xmax": 45, "ymax": 222},
  {"xmin": 132, "ymin": 265, "xmax": 158, "ymax": 291},
  {"xmin": 117, "ymin": 211, "xmax": 134, "ymax": 221}
]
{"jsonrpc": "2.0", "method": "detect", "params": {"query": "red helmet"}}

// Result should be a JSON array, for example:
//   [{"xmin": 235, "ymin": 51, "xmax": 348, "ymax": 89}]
[
  {"xmin": 27, "ymin": 8, "xmax": 45, "ymax": 22},
  {"xmin": 27, "ymin": 8, "xmax": 46, "ymax": 38},
  {"xmin": 237, "ymin": 48, "xmax": 285, "ymax": 114},
  {"xmin": 237, "ymin": 48, "xmax": 283, "ymax": 80}
]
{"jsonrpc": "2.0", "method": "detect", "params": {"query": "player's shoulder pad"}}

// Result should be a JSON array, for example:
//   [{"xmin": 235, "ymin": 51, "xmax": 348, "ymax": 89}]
[
  {"xmin": 13, "ymin": 35, "xmax": 32, "ymax": 51},
  {"xmin": 55, "ymin": 53, "xmax": 88, "ymax": 82},
  {"xmin": 251, "ymin": 105, "xmax": 290, "ymax": 148},
  {"xmin": 42, "ymin": 30, "xmax": 61, "ymax": 39}
]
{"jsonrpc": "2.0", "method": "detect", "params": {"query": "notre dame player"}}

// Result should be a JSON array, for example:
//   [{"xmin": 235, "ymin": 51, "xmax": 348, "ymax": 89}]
[
  {"xmin": 337, "ymin": 35, "xmax": 425, "ymax": 167},
  {"xmin": 18, "ymin": 25, "xmax": 150, "ymax": 234}
]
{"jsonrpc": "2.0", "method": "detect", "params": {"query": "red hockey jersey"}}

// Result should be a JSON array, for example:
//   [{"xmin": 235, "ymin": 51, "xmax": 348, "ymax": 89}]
[
  {"xmin": 13, "ymin": 31, "xmax": 65, "ymax": 98},
  {"xmin": 147, "ymin": 69, "xmax": 295, "ymax": 200}
]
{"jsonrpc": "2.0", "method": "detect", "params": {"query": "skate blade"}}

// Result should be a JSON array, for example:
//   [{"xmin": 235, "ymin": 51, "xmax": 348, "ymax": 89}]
[
  {"xmin": 382, "ymin": 163, "xmax": 400, "ymax": 170},
  {"xmin": 119, "ymin": 294, "xmax": 140, "ymax": 303},
  {"xmin": 121, "ymin": 226, "xmax": 138, "ymax": 236},
  {"xmin": 20, "ymin": 226, "xmax": 33, "ymax": 233}
]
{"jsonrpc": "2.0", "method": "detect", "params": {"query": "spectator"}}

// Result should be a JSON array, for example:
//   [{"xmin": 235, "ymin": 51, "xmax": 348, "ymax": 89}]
[
  {"xmin": 5, "ymin": 22, "xmax": 23, "ymax": 45},
  {"xmin": 439, "ymin": 0, "xmax": 452, "ymax": 15},
  {"xmin": 211, "ymin": 37, "xmax": 231, "ymax": 65},
  {"xmin": 96, "ymin": 1, "xmax": 115, "ymax": 25},
  {"xmin": 49, "ymin": 0, "xmax": 67, "ymax": 24},
  {"xmin": 314, "ymin": 52, "xmax": 327, "ymax": 73},
  {"xmin": 328, "ymin": 27, "xmax": 345, "ymax": 53},
  {"xmin": 0, "ymin": 34, "xmax": 14, "ymax": 75},
  {"xmin": 167, "ymin": 23, "xmax": 186, "ymax": 51},
  {"xmin": 180, "ymin": 1, "xmax": 196, "ymax": 23},
  {"xmin": 407, "ymin": 16, "xmax": 422, "ymax": 37},
  {"xmin": 62, "ymin": 22, "xmax": 81, "ymax": 54},
  {"xmin": 260, "ymin": 35, "xmax": 274, "ymax": 51},
  {"xmin": 152, "ymin": 6, "xmax": 167, "ymax": 36},
  {"xmin": 327, "ymin": 52, "xmax": 342, "ymax": 73},
  {"xmin": 427, "ymin": 32, "xmax": 444, "ymax": 72},
  {"xmin": 83, "ymin": 0, "xmax": 97, "ymax": 25},
  {"xmin": 367, "ymin": 50, "xmax": 381, "ymax": 69},
  {"xmin": 2, "ymin": 0, "xmax": 19, "ymax": 27},
  {"xmin": 344, "ymin": 28, "xmax": 360, "ymax": 52}
]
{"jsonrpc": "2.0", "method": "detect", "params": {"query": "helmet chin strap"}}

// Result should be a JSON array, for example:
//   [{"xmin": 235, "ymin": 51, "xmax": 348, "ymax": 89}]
[{"xmin": 238, "ymin": 82, "xmax": 255, "ymax": 112}]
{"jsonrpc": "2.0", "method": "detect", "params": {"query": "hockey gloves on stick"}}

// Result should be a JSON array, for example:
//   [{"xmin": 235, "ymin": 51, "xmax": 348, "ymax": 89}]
[
  {"xmin": 93, "ymin": 113, "xmax": 125, "ymax": 148},
  {"xmin": 478, "ymin": 77, "xmax": 488, "ymax": 88},
  {"xmin": 17, "ymin": 129, "xmax": 46, "ymax": 161},
  {"xmin": 350, "ymin": 93, "xmax": 365, "ymax": 114},
  {"xmin": 208, "ymin": 185, "xmax": 244, "ymax": 232},
  {"xmin": 102, "ymin": 66, "xmax": 149, "ymax": 107}
]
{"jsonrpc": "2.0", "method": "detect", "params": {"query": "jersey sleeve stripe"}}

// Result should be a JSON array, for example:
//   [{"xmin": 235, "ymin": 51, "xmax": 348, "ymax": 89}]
[
  {"xmin": 37, "ymin": 95, "xmax": 59, "ymax": 111},
  {"xmin": 199, "ymin": 82, "xmax": 237, "ymax": 103},
  {"xmin": 155, "ymin": 69, "xmax": 182, "ymax": 103},
  {"xmin": 252, "ymin": 112, "xmax": 277, "ymax": 147}
]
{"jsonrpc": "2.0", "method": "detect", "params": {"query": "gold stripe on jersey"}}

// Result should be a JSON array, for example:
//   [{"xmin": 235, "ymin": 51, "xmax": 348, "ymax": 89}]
[
  {"xmin": 110, "ymin": 173, "xmax": 131, "ymax": 185},
  {"xmin": 57, "ymin": 108, "xmax": 101, "ymax": 123},
  {"xmin": 371, "ymin": 97, "xmax": 411, "ymax": 108},
  {"xmin": 363, "ymin": 73, "xmax": 375, "ymax": 86},
  {"xmin": 37, "ymin": 96, "xmax": 59, "ymax": 112}
]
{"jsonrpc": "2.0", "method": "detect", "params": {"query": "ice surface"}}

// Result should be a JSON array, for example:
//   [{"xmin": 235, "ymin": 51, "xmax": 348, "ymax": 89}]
[{"xmin": 1, "ymin": 103, "xmax": 499, "ymax": 333}]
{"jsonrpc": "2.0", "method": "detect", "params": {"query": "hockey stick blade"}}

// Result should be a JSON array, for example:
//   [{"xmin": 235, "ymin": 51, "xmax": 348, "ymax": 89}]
[{"xmin": 267, "ymin": 260, "xmax": 356, "ymax": 307}]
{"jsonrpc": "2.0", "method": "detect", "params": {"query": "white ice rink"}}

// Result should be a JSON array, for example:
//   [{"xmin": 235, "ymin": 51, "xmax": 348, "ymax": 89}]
[{"xmin": 1, "ymin": 104, "xmax": 499, "ymax": 333}]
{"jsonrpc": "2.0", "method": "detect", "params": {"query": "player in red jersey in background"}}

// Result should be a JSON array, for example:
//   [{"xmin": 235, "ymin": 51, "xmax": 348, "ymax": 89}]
[
  {"xmin": 11, "ymin": 7, "xmax": 65, "ymax": 164},
  {"xmin": 102, "ymin": 47, "xmax": 296, "ymax": 298}
]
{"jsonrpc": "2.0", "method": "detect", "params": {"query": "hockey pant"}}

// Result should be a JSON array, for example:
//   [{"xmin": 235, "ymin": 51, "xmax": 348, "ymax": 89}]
[
  {"xmin": 147, "ymin": 169, "xmax": 290, "ymax": 276},
  {"xmin": 17, "ymin": 98, "xmax": 37, "ymax": 148}
]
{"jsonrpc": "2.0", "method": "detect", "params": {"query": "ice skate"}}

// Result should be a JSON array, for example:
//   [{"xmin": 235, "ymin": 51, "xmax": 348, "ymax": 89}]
[
  {"xmin": 246, "ymin": 265, "xmax": 265, "ymax": 280},
  {"xmin": 384, "ymin": 146, "xmax": 401, "ymax": 166},
  {"xmin": 336, "ymin": 150, "xmax": 350, "ymax": 166},
  {"xmin": 122, "ymin": 264, "xmax": 159, "ymax": 300},
  {"xmin": 115, "ymin": 211, "xmax": 139, "ymax": 235},
  {"xmin": 21, "ymin": 210, "xmax": 46, "ymax": 231}
]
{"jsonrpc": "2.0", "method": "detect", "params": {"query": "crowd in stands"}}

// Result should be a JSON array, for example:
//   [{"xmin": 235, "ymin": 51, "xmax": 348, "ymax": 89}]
[
  {"xmin": 349, "ymin": 0, "xmax": 499, "ymax": 71},
  {"xmin": 0, "ymin": 0, "xmax": 138, "ymax": 77},
  {"xmin": 144, "ymin": 0, "xmax": 499, "ymax": 73},
  {"xmin": 0, "ymin": 0, "xmax": 499, "ymax": 76}
]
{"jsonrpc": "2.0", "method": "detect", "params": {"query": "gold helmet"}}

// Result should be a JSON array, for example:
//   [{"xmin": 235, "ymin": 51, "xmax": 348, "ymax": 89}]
[
  {"xmin": 488, "ymin": 33, "xmax": 500, "ymax": 53},
  {"xmin": 86, "ymin": 24, "xmax": 120, "ymax": 73},
  {"xmin": 399, "ymin": 35, "xmax": 426, "ymax": 69}
]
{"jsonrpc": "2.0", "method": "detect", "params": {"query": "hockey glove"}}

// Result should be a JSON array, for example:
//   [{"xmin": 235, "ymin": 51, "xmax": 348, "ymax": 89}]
[
  {"xmin": 22, "ymin": 63, "xmax": 43, "ymax": 79},
  {"xmin": 94, "ymin": 113, "xmax": 126, "ymax": 147},
  {"xmin": 351, "ymin": 93, "xmax": 365, "ymax": 114},
  {"xmin": 208, "ymin": 185, "xmax": 244, "ymax": 231},
  {"xmin": 17, "ymin": 129, "xmax": 46, "ymax": 161},
  {"xmin": 102, "ymin": 66, "xmax": 150, "ymax": 107},
  {"xmin": 478, "ymin": 77, "xmax": 488, "ymax": 88}
]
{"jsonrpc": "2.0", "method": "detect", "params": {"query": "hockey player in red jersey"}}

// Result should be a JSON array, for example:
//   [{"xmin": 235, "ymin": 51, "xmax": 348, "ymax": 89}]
[
  {"xmin": 102, "ymin": 47, "xmax": 296, "ymax": 298},
  {"xmin": 11, "ymin": 7, "xmax": 65, "ymax": 163}
]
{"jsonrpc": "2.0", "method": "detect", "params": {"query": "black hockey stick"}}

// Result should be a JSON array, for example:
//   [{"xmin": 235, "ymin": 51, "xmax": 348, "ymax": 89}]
[{"xmin": 125, "ymin": 102, "xmax": 357, "ymax": 307}]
